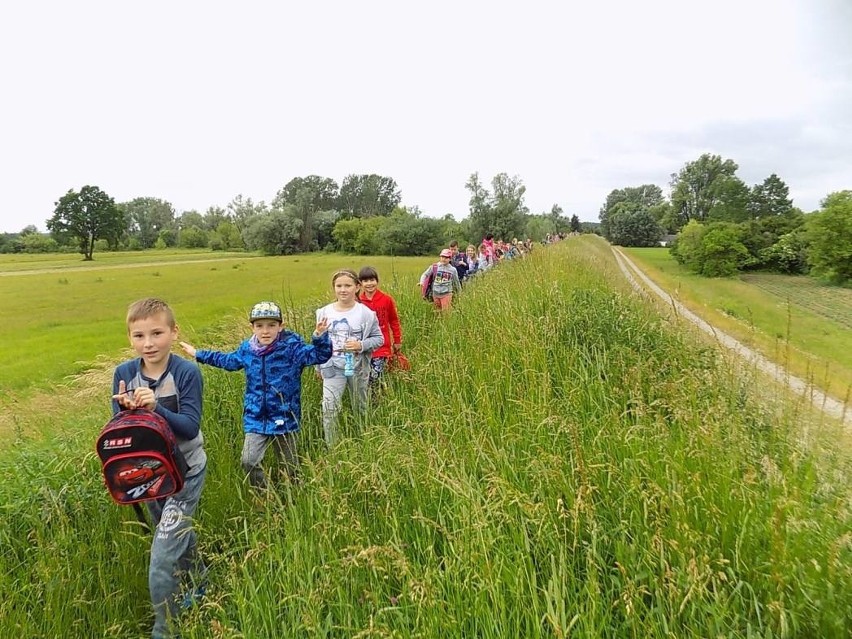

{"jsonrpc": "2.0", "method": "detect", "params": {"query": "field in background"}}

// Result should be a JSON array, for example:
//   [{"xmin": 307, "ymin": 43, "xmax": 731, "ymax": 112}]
[
  {"xmin": 623, "ymin": 247, "xmax": 852, "ymax": 400},
  {"xmin": 1, "ymin": 236, "xmax": 850, "ymax": 638},
  {"xmin": 741, "ymin": 272, "xmax": 852, "ymax": 329},
  {"xmin": 0, "ymin": 251, "xmax": 427, "ymax": 398},
  {"xmin": 0, "ymin": 248, "xmax": 249, "ymax": 272}
]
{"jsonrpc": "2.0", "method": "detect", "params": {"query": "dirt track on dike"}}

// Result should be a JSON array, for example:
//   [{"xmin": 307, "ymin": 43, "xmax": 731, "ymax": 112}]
[{"xmin": 611, "ymin": 246, "xmax": 851, "ymax": 426}]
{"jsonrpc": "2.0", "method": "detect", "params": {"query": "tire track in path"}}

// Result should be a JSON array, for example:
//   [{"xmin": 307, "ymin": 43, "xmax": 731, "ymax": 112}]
[{"xmin": 611, "ymin": 246, "xmax": 851, "ymax": 426}]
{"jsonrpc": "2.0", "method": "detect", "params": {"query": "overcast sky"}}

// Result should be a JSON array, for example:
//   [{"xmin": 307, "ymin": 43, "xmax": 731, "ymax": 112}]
[{"xmin": 1, "ymin": 0, "xmax": 850, "ymax": 233}]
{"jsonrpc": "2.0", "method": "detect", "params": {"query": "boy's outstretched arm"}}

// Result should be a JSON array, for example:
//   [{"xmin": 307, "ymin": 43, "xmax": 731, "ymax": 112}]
[{"xmin": 179, "ymin": 341, "xmax": 197, "ymax": 358}]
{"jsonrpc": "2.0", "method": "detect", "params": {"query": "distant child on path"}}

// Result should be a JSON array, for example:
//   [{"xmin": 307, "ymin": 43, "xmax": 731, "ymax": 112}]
[
  {"xmin": 180, "ymin": 301, "xmax": 332, "ymax": 488},
  {"xmin": 463, "ymin": 244, "xmax": 479, "ymax": 280},
  {"xmin": 112, "ymin": 297, "xmax": 207, "ymax": 639},
  {"xmin": 357, "ymin": 265, "xmax": 403, "ymax": 386},
  {"xmin": 316, "ymin": 269, "xmax": 384, "ymax": 446},
  {"xmin": 420, "ymin": 248, "xmax": 462, "ymax": 311}
]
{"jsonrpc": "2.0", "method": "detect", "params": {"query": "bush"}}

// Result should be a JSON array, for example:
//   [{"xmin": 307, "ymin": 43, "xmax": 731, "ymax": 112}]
[
  {"xmin": 759, "ymin": 230, "xmax": 809, "ymax": 274},
  {"xmin": 807, "ymin": 191, "xmax": 852, "ymax": 284},
  {"xmin": 672, "ymin": 220, "xmax": 751, "ymax": 277},
  {"xmin": 699, "ymin": 222, "xmax": 751, "ymax": 276},
  {"xmin": 671, "ymin": 220, "xmax": 707, "ymax": 271}
]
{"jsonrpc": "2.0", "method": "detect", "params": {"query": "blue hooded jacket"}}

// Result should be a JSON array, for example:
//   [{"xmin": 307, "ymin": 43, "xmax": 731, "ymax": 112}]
[{"xmin": 195, "ymin": 330, "xmax": 332, "ymax": 435}]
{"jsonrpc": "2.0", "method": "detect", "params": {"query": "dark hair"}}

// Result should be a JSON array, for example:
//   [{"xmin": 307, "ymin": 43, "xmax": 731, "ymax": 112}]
[
  {"xmin": 485, "ymin": 233, "xmax": 494, "ymax": 241},
  {"xmin": 449, "ymin": 240, "xmax": 459, "ymax": 248},
  {"xmin": 358, "ymin": 266, "xmax": 379, "ymax": 282}
]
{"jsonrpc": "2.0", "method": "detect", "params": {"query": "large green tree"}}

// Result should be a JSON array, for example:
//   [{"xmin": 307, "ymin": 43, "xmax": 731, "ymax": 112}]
[
  {"xmin": 241, "ymin": 208, "xmax": 302, "ymax": 255},
  {"xmin": 548, "ymin": 204, "xmax": 570, "ymax": 234},
  {"xmin": 570, "ymin": 214, "xmax": 581, "ymax": 233},
  {"xmin": 807, "ymin": 190, "xmax": 852, "ymax": 284},
  {"xmin": 747, "ymin": 174, "xmax": 793, "ymax": 219},
  {"xmin": 202, "ymin": 206, "xmax": 230, "ymax": 231},
  {"xmin": 119, "ymin": 197, "xmax": 176, "ymax": 249},
  {"xmin": 669, "ymin": 154, "xmax": 749, "ymax": 229},
  {"xmin": 607, "ymin": 203, "xmax": 663, "ymax": 246},
  {"xmin": 227, "ymin": 195, "xmax": 268, "ymax": 233},
  {"xmin": 273, "ymin": 176, "xmax": 340, "ymax": 251},
  {"xmin": 466, "ymin": 172, "xmax": 527, "ymax": 241},
  {"xmin": 338, "ymin": 174, "xmax": 401, "ymax": 218},
  {"xmin": 599, "ymin": 185, "xmax": 664, "ymax": 238},
  {"xmin": 47, "ymin": 186, "xmax": 124, "ymax": 260}
]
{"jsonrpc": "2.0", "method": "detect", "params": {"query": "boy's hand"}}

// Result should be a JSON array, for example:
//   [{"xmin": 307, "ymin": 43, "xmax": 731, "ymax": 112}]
[
  {"xmin": 112, "ymin": 380, "xmax": 157, "ymax": 411},
  {"xmin": 179, "ymin": 341, "xmax": 197, "ymax": 358},
  {"xmin": 314, "ymin": 316, "xmax": 329, "ymax": 336},
  {"xmin": 344, "ymin": 338, "xmax": 362, "ymax": 352},
  {"xmin": 112, "ymin": 380, "xmax": 137, "ymax": 409},
  {"xmin": 131, "ymin": 386, "xmax": 157, "ymax": 411}
]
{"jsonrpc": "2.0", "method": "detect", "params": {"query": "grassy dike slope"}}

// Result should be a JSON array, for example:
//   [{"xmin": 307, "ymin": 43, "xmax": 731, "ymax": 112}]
[{"xmin": 1, "ymin": 236, "xmax": 850, "ymax": 638}]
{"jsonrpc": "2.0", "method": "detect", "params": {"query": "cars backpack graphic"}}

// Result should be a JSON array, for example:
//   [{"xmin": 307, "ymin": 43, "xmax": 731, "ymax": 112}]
[{"xmin": 96, "ymin": 409, "xmax": 188, "ymax": 504}]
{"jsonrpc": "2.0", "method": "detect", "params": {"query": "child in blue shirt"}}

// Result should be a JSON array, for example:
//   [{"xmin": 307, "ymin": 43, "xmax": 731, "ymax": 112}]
[{"xmin": 180, "ymin": 301, "xmax": 332, "ymax": 488}]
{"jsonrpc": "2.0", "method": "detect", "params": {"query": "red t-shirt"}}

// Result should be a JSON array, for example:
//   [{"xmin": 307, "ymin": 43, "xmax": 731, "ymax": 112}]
[{"xmin": 358, "ymin": 289, "xmax": 402, "ymax": 359}]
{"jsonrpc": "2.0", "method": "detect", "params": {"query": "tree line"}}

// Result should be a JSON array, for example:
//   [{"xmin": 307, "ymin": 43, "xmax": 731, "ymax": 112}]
[
  {"xmin": 1, "ymin": 173, "xmax": 590, "ymax": 259},
  {"xmin": 599, "ymin": 153, "xmax": 852, "ymax": 284}
]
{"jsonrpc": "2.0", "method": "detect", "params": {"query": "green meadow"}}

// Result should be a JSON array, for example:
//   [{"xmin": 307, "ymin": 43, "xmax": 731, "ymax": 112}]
[
  {"xmin": 622, "ymin": 247, "xmax": 852, "ymax": 401},
  {"xmin": 0, "ymin": 251, "xmax": 426, "ymax": 400},
  {"xmin": 1, "ymin": 237, "xmax": 850, "ymax": 638}
]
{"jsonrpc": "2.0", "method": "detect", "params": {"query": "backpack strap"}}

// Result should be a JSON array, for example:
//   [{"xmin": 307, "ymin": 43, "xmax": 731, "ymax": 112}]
[{"xmin": 133, "ymin": 502, "xmax": 151, "ymax": 533}]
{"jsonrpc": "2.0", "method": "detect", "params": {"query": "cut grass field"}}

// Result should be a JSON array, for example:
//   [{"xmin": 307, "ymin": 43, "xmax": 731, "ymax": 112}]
[
  {"xmin": 622, "ymin": 248, "xmax": 852, "ymax": 401},
  {"xmin": 0, "ymin": 248, "xmax": 250, "ymax": 272},
  {"xmin": 1, "ymin": 236, "xmax": 850, "ymax": 638},
  {"xmin": 0, "ymin": 250, "xmax": 427, "ymax": 398}
]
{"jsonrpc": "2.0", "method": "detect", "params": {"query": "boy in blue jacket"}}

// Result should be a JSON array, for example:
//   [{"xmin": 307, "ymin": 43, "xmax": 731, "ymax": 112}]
[{"xmin": 180, "ymin": 301, "xmax": 331, "ymax": 488}]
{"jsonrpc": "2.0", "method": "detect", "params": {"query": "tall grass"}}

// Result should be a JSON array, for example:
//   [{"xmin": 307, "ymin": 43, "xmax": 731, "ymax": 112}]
[{"xmin": 1, "ymin": 237, "xmax": 849, "ymax": 638}]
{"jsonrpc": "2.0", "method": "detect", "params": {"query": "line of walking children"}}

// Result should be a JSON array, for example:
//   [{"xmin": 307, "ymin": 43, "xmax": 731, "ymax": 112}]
[{"xmin": 110, "ymin": 245, "xmax": 506, "ymax": 636}]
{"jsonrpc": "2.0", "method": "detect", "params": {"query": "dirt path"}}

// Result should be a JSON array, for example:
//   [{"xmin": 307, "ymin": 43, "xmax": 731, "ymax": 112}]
[
  {"xmin": 0, "ymin": 256, "xmax": 251, "ymax": 276},
  {"xmin": 611, "ymin": 246, "xmax": 851, "ymax": 426}
]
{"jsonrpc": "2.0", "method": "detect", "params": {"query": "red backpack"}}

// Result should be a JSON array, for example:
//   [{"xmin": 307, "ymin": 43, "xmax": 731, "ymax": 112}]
[{"xmin": 96, "ymin": 409, "xmax": 188, "ymax": 505}]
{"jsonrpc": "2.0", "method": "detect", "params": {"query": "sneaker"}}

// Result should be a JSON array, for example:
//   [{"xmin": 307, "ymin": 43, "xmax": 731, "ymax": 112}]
[{"xmin": 180, "ymin": 583, "xmax": 207, "ymax": 610}]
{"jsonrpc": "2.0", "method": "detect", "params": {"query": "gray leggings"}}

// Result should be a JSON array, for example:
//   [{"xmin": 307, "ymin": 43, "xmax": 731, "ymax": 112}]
[
  {"xmin": 321, "ymin": 367, "xmax": 369, "ymax": 446},
  {"xmin": 241, "ymin": 431, "xmax": 299, "ymax": 488}
]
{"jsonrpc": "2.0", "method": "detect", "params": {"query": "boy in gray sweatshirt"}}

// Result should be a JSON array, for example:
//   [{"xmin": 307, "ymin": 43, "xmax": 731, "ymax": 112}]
[{"xmin": 420, "ymin": 248, "xmax": 462, "ymax": 312}]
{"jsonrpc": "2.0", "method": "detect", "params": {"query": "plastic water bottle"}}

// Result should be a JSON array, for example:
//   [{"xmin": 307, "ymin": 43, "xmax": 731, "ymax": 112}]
[{"xmin": 344, "ymin": 351, "xmax": 355, "ymax": 377}]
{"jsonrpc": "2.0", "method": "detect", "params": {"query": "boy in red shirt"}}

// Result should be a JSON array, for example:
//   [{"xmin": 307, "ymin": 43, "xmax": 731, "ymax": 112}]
[{"xmin": 358, "ymin": 266, "xmax": 403, "ymax": 387}]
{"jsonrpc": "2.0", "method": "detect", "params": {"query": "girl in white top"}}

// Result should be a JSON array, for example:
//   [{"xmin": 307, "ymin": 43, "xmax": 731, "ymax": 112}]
[{"xmin": 315, "ymin": 269, "xmax": 384, "ymax": 446}]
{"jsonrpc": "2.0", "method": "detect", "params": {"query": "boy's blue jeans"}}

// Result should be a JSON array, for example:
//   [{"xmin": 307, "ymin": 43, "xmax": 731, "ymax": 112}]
[{"xmin": 146, "ymin": 465, "xmax": 207, "ymax": 638}]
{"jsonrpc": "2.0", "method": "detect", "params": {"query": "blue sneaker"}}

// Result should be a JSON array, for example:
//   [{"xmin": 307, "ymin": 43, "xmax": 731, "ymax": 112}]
[{"xmin": 180, "ymin": 583, "xmax": 206, "ymax": 610}]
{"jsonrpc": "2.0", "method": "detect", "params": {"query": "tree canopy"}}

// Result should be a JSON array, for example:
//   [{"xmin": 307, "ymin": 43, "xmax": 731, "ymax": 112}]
[
  {"xmin": 47, "ymin": 186, "xmax": 123, "ymax": 260},
  {"xmin": 669, "ymin": 154, "xmax": 749, "ymax": 229},
  {"xmin": 466, "ymin": 172, "xmax": 528, "ymax": 242}
]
